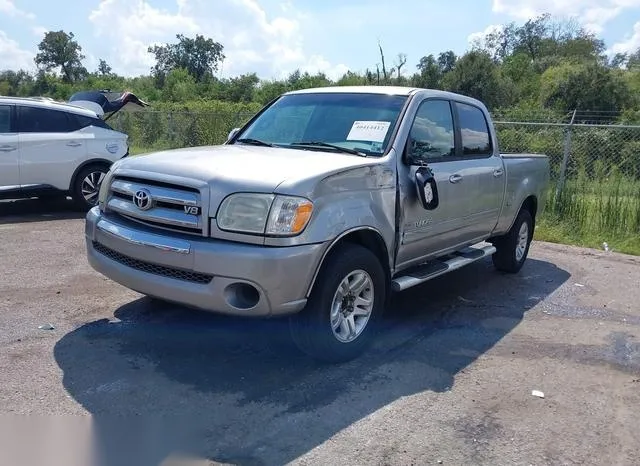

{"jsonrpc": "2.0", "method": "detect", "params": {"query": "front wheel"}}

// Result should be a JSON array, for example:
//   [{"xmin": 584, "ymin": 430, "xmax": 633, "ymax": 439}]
[
  {"xmin": 72, "ymin": 165, "xmax": 109, "ymax": 210},
  {"xmin": 289, "ymin": 244, "xmax": 386, "ymax": 363},
  {"xmin": 491, "ymin": 208, "xmax": 533, "ymax": 273}
]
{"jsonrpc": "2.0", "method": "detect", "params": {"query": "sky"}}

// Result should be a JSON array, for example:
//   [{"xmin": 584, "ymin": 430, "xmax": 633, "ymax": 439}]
[{"xmin": 1, "ymin": 0, "xmax": 640, "ymax": 81}]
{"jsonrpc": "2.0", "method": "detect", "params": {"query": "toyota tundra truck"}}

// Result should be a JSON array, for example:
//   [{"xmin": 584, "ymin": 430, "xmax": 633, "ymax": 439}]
[{"xmin": 84, "ymin": 86, "xmax": 550, "ymax": 362}]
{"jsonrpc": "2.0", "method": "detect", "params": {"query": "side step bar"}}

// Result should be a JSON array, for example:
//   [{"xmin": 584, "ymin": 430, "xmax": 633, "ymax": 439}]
[{"xmin": 391, "ymin": 244, "xmax": 496, "ymax": 292}]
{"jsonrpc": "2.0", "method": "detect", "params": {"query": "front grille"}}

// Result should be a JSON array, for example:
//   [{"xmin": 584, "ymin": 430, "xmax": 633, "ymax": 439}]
[
  {"xmin": 105, "ymin": 176, "xmax": 205, "ymax": 236},
  {"xmin": 93, "ymin": 241, "xmax": 213, "ymax": 284}
]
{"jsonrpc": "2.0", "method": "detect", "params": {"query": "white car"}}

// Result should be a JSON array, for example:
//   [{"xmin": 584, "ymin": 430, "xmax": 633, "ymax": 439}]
[{"xmin": 0, "ymin": 91, "xmax": 147, "ymax": 209}]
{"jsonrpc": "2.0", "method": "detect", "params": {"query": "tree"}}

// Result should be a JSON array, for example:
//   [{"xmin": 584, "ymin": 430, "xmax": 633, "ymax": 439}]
[
  {"xmin": 437, "ymin": 51, "xmax": 457, "ymax": 73},
  {"xmin": 34, "ymin": 30, "xmax": 87, "ymax": 82},
  {"xmin": 148, "ymin": 34, "xmax": 225, "ymax": 84},
  {"xmin": 609, "ymin": 53, "xmax": 628, "ymax": 69},
  {"xmin": 414, "ymin": 54, "xmax": 442, "ymax": 88},
  {"xmin": 395, "ymin": 53, "xmax": 407, "ymax": 79},
  {"xmin": 97, "ymin": 59, "xmax": 113, "ymax": 76},
  {"xmin": 219, "ymin": 73, "xmax": 260, "ymax": 102},
  {"xmin": 471, "ymin": 23, "xmax": 518, "ymax": 62},
  {"xmin": 0, "ymin": 70, "xmax": 33, "ymax": 96},
  {"xmin": 514, "ymin": 14, "xmax": 550, "ymax": 62},
  {"xmin": 377, "ymin": 41, "xmax": 390, "ymax": 83},
  {"xmin": 335, "ymin": 71, "xmax": 369, "ymax": 86},
  {"xmin": 539, "ymin": 63, "xmax": 632, "ymax": 112},
  {"xmin": 628, "ymin": 48, "xmax": 640, "ymax": 70},
  {"xmin": 161, "ymin": 68, "xmax": 197, "ymax": 102},
  {"xmin": 442, "ymin": 50, "xmax": 516, "ymax": 108}
]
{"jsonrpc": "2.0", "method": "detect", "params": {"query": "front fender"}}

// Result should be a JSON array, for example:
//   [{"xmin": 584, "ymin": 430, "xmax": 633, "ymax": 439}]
[{"xmin": 264, "ymin": 164, "xmax": 397, "ymax": 251}]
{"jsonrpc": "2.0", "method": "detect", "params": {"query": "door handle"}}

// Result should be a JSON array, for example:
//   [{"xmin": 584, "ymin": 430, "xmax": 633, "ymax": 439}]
[
  {"xmin": 449, "ymin": 174, "xmax": 463, "ymax": 183},
  {"xmin": 493, "ymin": 168, "xmax": 504, "ymax": 177},
  {"xmin": 66, "ymin": 141, "xmax": 82, "ymax": 147},
  {"xmin": 0, "ymin": 145, "xmax": 16, "ymax": 152}
]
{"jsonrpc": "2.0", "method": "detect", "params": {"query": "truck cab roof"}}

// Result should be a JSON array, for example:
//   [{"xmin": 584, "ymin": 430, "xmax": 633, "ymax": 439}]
[{"xmin": 283, "ymin": 85, "xmax": 489, "ymax": 109}]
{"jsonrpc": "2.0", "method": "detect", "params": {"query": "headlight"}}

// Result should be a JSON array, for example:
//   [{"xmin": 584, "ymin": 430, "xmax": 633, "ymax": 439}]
[
  {"xmin": 217, "ymin": 193, "xmax": 275, "ymax": 234},
  {"xmin": 216, "ymin": 193, "xmax": 313, "ymax": 236}
]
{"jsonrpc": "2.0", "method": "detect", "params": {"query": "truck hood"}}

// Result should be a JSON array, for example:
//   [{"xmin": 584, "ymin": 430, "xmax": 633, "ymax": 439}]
[{"xmin": 112, "ymin": 144, "xmax": 381, "ymax": 204}]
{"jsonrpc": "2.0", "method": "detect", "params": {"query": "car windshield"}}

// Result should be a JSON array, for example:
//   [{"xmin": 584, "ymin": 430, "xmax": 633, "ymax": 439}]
[{"xmin": 234, "ymin": 92, "xmax": 408, "ymax": 156}]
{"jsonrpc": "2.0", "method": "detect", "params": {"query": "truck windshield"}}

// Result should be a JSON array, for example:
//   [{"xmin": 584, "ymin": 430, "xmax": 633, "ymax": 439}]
[{"xmin": 234, "ymin": 92, "xmax": 408, "ymax": 157}]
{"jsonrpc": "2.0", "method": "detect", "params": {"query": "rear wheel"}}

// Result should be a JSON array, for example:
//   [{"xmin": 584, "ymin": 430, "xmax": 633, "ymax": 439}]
[
  {"xmin": 491, "ymin": 208, "xmax": 533, "ymax": 273},
  {"xmin": 289, "ymin": 243, "xmax": 386, "ymax": 363},
  {"xmin": 72, "ymin": 165, "xmax": 109, "ymax": 210}
]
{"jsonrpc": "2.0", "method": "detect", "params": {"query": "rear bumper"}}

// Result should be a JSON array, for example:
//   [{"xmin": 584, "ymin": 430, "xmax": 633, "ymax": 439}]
[{"xmin": 85, "ymin": 207, "xmax": 327, "ymax": 316}]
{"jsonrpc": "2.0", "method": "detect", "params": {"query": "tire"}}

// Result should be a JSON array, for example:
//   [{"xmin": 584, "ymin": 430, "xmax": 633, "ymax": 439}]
[
  {"xmin": 491, "ymin": 208, "xmax": 533, "ymax": 273},
  {"xmin": 289, "ymin": 243, "xmax": 386, "ymax": 363},
  {"xmin": 72, "ymin": 164, "xmax": 109, "ymax": 210}
]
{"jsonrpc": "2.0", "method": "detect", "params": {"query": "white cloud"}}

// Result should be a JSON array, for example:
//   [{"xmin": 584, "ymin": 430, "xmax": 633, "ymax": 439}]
[
  {"xmin": 0, "ymin": 30, "xmax": 34, "ymax": 71},
  {"xmin": 491, "ymin": 0, "xmax": 640, "ymax": 32},
  {"xmin": 0, "ymin": 0, "xmax": 35, "ymax": 20},
  {"xmin": 31, "ymin": 26, "xmax": 47, "ymax": 38},
  {"xmin": 89, "ymin": 0, "xmax": 199, "ymax": 76},
  {"xmin": 0, "ymin": 1, "xmax": 47, "ymax": 48},
  {"xmin": 467, "ymin": 24, "xmax": 504, "ymax": 48},
  {"xmin": 609, "ymin": 21, "xmax": 640, "ymax": 55},
  {"xmin": 88, "ymin": 0, "xmax": 347, "ymax": 79},
  {"xmin": 299, "ymin": 56, "xmax": 350, "ymax": 81}
]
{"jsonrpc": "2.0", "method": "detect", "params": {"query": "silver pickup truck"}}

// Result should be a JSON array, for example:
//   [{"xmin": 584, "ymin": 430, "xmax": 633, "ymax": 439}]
[{"xmin": 85, "ymin": 86, "xmax": 549, "ymax": 362}]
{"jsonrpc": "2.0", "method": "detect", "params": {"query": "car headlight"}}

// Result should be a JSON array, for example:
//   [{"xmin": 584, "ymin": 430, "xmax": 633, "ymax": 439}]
[
  {"xmin": 216, "ymin": 193, "xmax": 313, "ymax": 236},
  {"xmin": 217, "ymin": 193, "xmax": 275, "ymax": 234}
]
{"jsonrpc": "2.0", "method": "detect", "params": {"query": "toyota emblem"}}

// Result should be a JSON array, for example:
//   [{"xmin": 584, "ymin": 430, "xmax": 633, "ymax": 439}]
[{"xmin": 133, "ymin": 189, "xmax": 153, "ymax": 210}]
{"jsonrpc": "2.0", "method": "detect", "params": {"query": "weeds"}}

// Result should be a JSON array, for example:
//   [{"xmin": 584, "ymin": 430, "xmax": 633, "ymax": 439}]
[{"xmin": 537, "ymin": 174, "xmax": 640, "ymax": 255}]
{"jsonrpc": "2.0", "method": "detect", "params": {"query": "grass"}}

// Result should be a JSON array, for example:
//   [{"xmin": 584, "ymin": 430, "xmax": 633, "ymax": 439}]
[
  {"xmin": 129, "ymin": 144, "xmax": 171, "ymax": 156},
  {"xmin": 534, "ymin": 175, "xmax": 640, "ymax": 255},
  {"xmin": 534, "ymin": 216, "xmax": 640, "ymax": 255}
]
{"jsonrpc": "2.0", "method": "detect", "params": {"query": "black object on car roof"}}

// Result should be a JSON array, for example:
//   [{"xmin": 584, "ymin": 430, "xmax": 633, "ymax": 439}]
[{"xmin": 68, "ymin": 90, "xmax": 150, "ymax": 120}]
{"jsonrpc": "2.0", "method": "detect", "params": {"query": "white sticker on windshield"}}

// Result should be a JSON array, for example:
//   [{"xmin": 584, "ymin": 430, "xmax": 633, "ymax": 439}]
[{"xmin": 346, "ymin": 121, "xmax": 391, "ymax": 143}]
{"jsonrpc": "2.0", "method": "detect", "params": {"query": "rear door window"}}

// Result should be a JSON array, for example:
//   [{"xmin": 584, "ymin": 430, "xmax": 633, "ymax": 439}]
[
  {"xmin": 455, "ymin": 102, "xmax": 493, "ymax": 156},
  {"xmin": 17, "ymin": 106, "xmax": 75, "ymax": 133}
]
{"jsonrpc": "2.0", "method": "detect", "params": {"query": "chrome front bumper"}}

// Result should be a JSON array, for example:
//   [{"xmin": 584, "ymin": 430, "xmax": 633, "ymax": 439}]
[{"xmin": 85, "ymin": 207, "xmax": 326, "ymax": 316}]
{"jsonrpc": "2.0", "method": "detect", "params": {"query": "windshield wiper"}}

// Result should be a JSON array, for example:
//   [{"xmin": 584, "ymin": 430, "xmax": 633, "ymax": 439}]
[
  {"xmin": 236, "ymin": 138, "xmax": 276, "ymax": 147},
  {"xmin": 290, "ymin": 141, "xmax": 367, "ymax": 157}
]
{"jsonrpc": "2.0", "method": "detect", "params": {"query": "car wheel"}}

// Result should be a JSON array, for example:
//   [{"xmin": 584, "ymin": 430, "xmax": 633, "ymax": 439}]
[
  {"xmin": 492, "ymin": 208, "xmax": 533, "ymax": 273},
  {"xmin": 289, "ymin": 243, "xmax": 386, "ymax": 363},
  {"xmin": 73, "ymin": 165, "xmax": 109, "ymax": 209}
]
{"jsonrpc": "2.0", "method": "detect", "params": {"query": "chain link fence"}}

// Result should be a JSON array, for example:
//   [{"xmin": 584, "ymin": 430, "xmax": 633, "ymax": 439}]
[
  {"xmin": 109, "ymin": 110, "xmax": 255, "ymax": 153},
  {"xmin": 494, "ymin": 120, "xmax": 640, "ymax": 186},
  {"xmin": 494, "ymin": 119, "xmax": 640, "ymax": 237}
]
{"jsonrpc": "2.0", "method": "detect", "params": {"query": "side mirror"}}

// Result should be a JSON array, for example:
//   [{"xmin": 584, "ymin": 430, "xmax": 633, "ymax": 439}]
[
  {"xmin": 415, "ymin": 166, "xmax": 439, "ymax": 210},
  {"xmin": 227, "ymin": 128, "xmax": 240, "ymax": 142}
]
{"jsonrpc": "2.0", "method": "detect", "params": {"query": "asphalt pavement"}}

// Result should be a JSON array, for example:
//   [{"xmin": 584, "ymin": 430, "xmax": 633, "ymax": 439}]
[{"xmin": 1, "ymin": 198, "xmax": 639, "ymax": 466}]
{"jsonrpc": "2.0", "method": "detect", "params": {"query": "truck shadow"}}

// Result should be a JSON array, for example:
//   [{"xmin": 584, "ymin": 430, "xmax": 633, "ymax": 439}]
[
  {"xmin": 0, "ymin": 197, "xmax": 85, "ymax": 224},
  {"xmin": 53, "ymin": 257, "xmax": 569, "ymax": 465}
]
